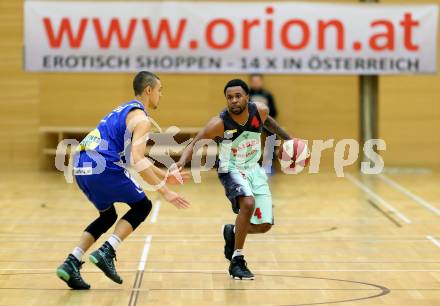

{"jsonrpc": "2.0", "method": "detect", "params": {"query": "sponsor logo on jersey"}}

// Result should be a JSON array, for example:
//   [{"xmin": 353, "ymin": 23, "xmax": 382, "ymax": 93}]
[
  {"xmin": 73, "ymin": 167, "xmax": 93, "ymax": 175},
  {"xmin": 77, "ymin": 128, "xmax": 101, "ymax": 151}
]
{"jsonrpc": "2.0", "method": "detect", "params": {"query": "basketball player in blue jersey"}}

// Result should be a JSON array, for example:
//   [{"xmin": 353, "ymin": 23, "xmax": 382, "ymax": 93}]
[
  {"xmin": 177, "ymin": 79, "xmax": 292, "ymax": 280},
  {"xmin": 56, "ymin": 71, "xmax": 190, "ymax": 289}
]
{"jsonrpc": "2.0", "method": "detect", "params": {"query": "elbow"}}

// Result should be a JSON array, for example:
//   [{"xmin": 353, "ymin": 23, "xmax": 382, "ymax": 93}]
[
  {"xmin": 131, "ymin": 153, "xmax": 153, "ymax": 172},
  {"xmin": 131, "ymin": 152, "xmax": 144, "ymax": 164}
]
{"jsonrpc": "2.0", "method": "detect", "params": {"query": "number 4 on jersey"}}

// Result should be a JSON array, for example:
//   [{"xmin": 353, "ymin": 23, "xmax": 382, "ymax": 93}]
[{"xmin": 254, "ymin": 208, "xmax": 262, "ymax": 219}]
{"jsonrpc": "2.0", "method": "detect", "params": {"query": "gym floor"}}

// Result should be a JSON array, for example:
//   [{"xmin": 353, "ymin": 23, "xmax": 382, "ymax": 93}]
[{"xmin": 0, "ymin": 169, "xmax": 439, "ymax": 306}]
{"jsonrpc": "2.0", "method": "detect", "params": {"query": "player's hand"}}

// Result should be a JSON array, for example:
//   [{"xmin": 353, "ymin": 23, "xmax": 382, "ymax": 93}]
[
  {"xmin": 167, "ymin": 163, "xmax": 191, "ymax": 185},
  {"xmin": 162, "ymin": 189, "xmax": 190, "ymax": 209},
  {"xmin": 166, "ymin": 170, "xmax": 191, "ymax": 185},
  {"xmin": 175, "ymin": 161, "xmax": 185, "ymax": 171}
]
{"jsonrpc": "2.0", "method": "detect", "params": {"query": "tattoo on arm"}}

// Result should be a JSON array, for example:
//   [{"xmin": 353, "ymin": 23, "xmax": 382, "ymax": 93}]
[{"xmin": 263, "ymin": 116, "xmax": 292, "ymax": 140}]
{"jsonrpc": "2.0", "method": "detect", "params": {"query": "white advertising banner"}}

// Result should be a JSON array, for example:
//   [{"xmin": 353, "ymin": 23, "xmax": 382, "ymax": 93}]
[{"xmin": 24, "ymin": 1, "xmax": 438, "ymax": 74}]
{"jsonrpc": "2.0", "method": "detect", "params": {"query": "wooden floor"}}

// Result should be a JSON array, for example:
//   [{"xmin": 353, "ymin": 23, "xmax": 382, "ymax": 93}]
[{"xmin": 0, "ymin": 169, "xmax": 439, "ymax": 306}]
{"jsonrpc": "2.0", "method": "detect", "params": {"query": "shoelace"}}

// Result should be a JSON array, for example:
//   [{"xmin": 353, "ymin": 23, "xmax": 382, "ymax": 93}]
[
  {"xmin": 237, "ymin": 259, "xmax": 253, "ymax": 275},
  {"xmin": 103, "ymin": 244, "xmax": 117, "ymax": 261},
  {"xmin": 70, "ymin": 261, "xmax": 86, "ymax": 282},
  {"xmin": 236, "ymin": 258, "xmax": 248, "ymax": 269},
  {"xmin": 102, "ymin": 248, "xmax": 118, "ymax": 268},
  {"xmin": 69, "ymin": 258, "xmax": 83, "ymax": 270},
  {"xmin": 108, "ymin": 248, "xmax": 117, "ymax": 262}
]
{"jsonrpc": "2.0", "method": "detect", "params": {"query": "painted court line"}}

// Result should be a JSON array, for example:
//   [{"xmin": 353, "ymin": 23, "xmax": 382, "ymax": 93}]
[
  {"xmin": 345, "ymin": 174, "xmax": 411, "ymax": 224},
  {"xmin": 2, "ymin": 268, "xmax": 440, "ymax": 273},
  {"xmin": 129, "ymin": 234, "xmax": 153, "ymax": 306},
  {"xmin": 150, "ymin": 199, "xmax": 161, "ymax": 224},
  {"xmin": 377, "ymin": 174, "xmax": 440, "ymax": 217},
  {"xmin": 145, "ymin": 268, "xmax": 440, "ymax": 273},
  {"xmin": 138, "ymin": 235, "xmax": 153, "ymax": 271},
  {"xmin": 427, "ymin": 236, "xmax": 440, "ymax": 249},
  {"xmin": 128, "ymin": 198, "xmax": 158, "ymax": 306},
  {"xmin": 1, "ymin": 238, "xmax": 433, "ymax": 243},
  {"xmin": 0, "ymin": 233, "xmax": 434, "ymax": 238}
]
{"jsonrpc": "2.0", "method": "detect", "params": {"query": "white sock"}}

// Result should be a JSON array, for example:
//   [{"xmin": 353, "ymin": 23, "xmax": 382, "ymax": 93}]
[
  {"xmin": 107, "ymin": 234, "xmax": 122, "ymax": 250},
  {"xmin": 71, "ymin": 247, "xmax": 84, "ymax": 261},
  {"xmin": 232, "ymin": 249, "xmax": 244, "ymax": 259}
]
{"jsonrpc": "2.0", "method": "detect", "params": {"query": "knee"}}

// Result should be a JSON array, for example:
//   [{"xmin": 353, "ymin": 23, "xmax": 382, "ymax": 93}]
[
  {"xmin": 106, "ymin": 208, "xmax": 118, "ymax": 225},
  {"xmin": 122, "ymin": 197, "xmax": 152, "ymax": 230},
  {"xmin": 137, "ymin": 198, "xmax": 152, "ymax": 223},
  {"xmin": 260, "ymin": 223, "xmax": 272, "ymax": 233},
  {"xmin": 239, "ymin": 197, "xmax": 255, "ymax": 216},
  {"xmin": 85, "ymin": 206, "xmax": 118, "ymax": 240}
]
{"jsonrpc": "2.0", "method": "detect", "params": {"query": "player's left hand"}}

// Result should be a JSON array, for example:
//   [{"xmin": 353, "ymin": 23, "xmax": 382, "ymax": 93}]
[
  {"xmin": 166, "ymin": 163, "xmax": 191, "ymax": 184},
  {"xmin": 166, "ymin": 171, "xmax": 191, "ymax": 184}
]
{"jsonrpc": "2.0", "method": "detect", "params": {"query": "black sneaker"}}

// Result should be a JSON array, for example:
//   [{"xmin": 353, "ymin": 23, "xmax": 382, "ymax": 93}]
[
  {"xmin": 89, "ymin": 242, "xmax": 123, "ymax": 284},
  {"xmin": 222, "ymin": 224, "xmax": 235, "ymax": 261},
  {"xmin": 56, "ymin": 254, "xmax": 90, "ymax": 290},
  {"xmin": 229, "ymin": 255, "xmax": 255, "ymax": 280}
]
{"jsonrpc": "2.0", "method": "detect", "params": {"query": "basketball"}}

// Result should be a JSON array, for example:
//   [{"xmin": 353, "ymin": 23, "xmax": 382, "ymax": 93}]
[{"xmin": 278, "ymin": 138, "xmax": 311, "ymax": 172}]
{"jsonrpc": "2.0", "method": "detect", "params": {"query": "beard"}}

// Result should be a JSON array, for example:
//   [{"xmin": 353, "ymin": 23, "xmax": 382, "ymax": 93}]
[{"xmin": 229, "ymin": 104, "xmax": 245, "ymax": 115}]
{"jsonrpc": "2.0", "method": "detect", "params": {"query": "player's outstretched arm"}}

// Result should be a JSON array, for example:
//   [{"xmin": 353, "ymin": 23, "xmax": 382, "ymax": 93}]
[
  {"xmin": 128, "ymin": 109, "xmax": 190, "ymax": 209},
  {"xmin": 177, "ymin": 116, "xmax": 224, "ymax": 168},
  {"xmin": 255, "ymin": 102, "xmax": 292, "ymax": 140},
  {"xmin": 151, "ymin": 164, "xmax": 191, "ymax": 185}
]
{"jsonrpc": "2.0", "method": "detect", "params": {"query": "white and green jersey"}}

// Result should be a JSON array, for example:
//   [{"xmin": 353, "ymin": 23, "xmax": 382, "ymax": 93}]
[
  {"xmin": 217, "ymin": 102, "xmax": 273, "ymax": 224},
  {"xmin": 217, "ymin": 102, "xmax": 264, "ymax": 172}
]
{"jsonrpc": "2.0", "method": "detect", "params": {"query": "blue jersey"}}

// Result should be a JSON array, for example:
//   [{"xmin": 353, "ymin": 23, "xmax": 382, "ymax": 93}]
[
  {"xmin": 74, "ymin": 100, "xmax": 147, "ymax": 210},
  {"xmin": 75, "ymin": 100, "xmax": 147, "ymax": 172}
]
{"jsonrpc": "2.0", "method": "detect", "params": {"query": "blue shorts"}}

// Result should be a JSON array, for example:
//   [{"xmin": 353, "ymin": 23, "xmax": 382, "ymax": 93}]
[{"xmin": 75, "ymin": 168, "xmax": 145, "ymax": 211}]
